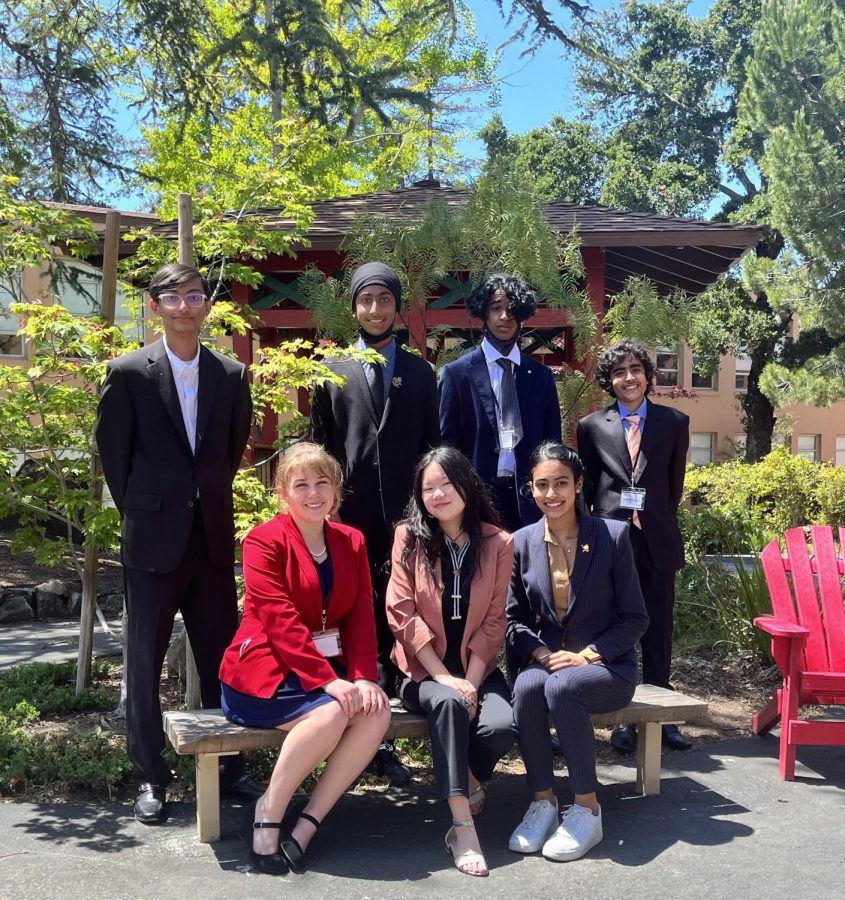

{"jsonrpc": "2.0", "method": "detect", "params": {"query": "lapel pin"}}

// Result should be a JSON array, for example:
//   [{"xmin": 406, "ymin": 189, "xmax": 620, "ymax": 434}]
[
  {"xmin": 391, "ymin": 376, "xmax": 403, "ymax": 389},
  {"xmin": 581, "ymin": 544, "xmax": 590, "ymax": 553}
]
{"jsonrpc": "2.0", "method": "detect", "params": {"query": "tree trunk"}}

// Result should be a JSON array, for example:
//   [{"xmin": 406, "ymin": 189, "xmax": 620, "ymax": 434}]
[{"xmin": 741, "ymin": 343, "xmax": 776, "ymax": 462}]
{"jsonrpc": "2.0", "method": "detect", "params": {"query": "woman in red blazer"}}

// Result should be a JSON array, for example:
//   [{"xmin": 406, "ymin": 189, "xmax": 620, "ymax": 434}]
[
  {"xmin": 387, "ymin": 446, "xmax": 515, "ymax": 878},
  {"xmin": 219, "ymin": 443, "xmax": 390, "ymax": 876}
]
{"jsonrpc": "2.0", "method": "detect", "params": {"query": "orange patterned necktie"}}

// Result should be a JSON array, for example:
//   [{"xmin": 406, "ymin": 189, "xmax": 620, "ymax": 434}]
[{"xmin": 625, "ymin": 413, "xmax": 642, "ymax": 528}]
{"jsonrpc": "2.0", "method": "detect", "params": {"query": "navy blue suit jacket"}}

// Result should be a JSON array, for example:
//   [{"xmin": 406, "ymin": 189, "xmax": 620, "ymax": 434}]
[
  {"xmin": 438, "ymin": 346, "xmax": 562, "ymax": 525},
  {"xmin": 506, "ymin": 514, "xmax": 649, "ymax": 685}
]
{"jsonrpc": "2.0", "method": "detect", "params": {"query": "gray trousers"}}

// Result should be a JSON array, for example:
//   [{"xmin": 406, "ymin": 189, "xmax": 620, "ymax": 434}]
[
  {"xmin": 513, "ymin": 663, "xmax": 634, "ymax": 795},
  {"xmin": 400, "ymin": 668, "xmax": 516, "ymax": 800}
]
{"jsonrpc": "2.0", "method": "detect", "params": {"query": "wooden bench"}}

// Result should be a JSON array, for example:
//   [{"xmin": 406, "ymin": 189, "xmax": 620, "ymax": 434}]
[{"xmin": 164, "ymin": 683, "xmax": 706, "ymax": 841}]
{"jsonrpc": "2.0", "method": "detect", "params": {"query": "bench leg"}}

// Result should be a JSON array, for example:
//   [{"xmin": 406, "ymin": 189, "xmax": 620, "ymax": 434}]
[
  {"xmin": 195, "ymin": 752, "xmax": 237, "ymax": 842},
  {"xmin": 636, "ymin": 722, "xmax": 662, "ymax": 796}
]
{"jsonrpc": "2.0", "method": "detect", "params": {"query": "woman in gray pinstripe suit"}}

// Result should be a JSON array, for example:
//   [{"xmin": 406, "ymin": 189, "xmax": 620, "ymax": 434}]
[{"xmin": 506, "ymin": 443, "xmax": 648, "ymax": 862}]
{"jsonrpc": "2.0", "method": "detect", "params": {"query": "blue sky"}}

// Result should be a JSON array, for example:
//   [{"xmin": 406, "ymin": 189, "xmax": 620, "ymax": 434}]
[{"xmin": 461, "ymin": 0, "xmax": 714, "ymax": 148}]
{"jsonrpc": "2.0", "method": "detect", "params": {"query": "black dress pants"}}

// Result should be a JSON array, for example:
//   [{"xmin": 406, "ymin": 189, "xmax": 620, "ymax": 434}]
[
  {"xmin": 629, "ymin": 525, "xmax": 676, "ymax": 689},
  {"xmin": 362, "ymin": 522, "xmax": 403, "ymax": 697},
  {"xmin": 124, "ymin": 505, "xmax": 238, "ymax": 786},
  {"xmin": 400, "ymin": 668, "xmax": 516, "ymax": 801}
]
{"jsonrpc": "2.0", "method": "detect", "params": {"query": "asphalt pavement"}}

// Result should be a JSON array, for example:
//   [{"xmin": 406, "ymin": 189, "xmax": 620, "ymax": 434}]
[{"xmin": 1, "ymin": 619, "xmax": 844, "ymax": 900}]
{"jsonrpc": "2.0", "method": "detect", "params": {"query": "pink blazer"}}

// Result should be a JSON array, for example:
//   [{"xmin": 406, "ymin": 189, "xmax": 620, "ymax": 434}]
[{"xmin": 386, "ymin": 522, "xmax": 514, "ymax": 682}]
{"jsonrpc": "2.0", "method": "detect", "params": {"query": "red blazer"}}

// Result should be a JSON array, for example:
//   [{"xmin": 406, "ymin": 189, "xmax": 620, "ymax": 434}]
[
  {"xmin": 386, "ymin": 523, "xmax": 513, "ymax": 683},
  {"xmin": 219, "ymin": 515, "xmax": 379, "ymax": 698}
]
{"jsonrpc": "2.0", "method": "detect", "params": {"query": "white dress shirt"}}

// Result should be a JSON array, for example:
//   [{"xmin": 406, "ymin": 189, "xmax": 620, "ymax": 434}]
[
  {"xmin": 163, "ymin": 336, "xmax": 200, "ymax": 454},
  {"xmin": 481, "ymin": 337, "xmax": 521, "ymax": 476}
]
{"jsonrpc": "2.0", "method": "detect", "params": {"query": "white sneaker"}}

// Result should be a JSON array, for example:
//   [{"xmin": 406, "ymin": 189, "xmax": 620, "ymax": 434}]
[
  {"xmin": 542, "ymin": 803, "xmax": 603, "ymax": 862},
  {"xmin": 508, "ymin": 799, "xmax": 559, "ymax": 853}
]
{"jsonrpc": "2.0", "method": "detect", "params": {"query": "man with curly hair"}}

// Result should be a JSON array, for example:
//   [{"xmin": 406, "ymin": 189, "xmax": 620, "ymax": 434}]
[
  {"xmin": 576, "ymin": 339, "xmax": 691, "ymax": 753},
  {"xmin": 439, "ymin": 273, "xmax": 562, "ymax": 531}
]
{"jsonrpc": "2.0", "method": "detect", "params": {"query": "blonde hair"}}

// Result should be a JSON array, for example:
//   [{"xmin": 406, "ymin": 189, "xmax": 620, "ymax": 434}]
[{"xmin": 274, "ymin": 442, "xmax": 343, "ymax": 515}]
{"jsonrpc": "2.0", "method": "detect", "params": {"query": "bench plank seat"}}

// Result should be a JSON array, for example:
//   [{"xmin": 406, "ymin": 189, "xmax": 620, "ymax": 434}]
[{"xmin": 164, "ymin": 683, "xmax": 706, "ymax": 842}]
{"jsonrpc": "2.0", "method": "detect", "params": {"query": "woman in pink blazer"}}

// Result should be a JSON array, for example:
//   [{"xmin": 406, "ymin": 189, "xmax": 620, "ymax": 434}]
[{"xmin": 387, "ymin": 446, "xmax": 515, "ymax": 878}]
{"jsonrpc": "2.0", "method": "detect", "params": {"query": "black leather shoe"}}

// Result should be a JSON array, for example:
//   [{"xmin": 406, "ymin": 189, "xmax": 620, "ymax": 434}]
[
  {"xmin": 222, "ymin": 774, "xmax": 265, "ymax": 801},
  {"xmin": 610, "ymin": 724, "xmax": 637, "ymax": 754},
  {"xmin": 134, "ymin": 783, "xmax": 167, "ymax": 824},
  {"xmin": 373, "ymin": 746, "xmax": 411, "ymax": 786},
  {"xmin": 662, "ymin": 724, "xmax": 692, "ymax": 751}
]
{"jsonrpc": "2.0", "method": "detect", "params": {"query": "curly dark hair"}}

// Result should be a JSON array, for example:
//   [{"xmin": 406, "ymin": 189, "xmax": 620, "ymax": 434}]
[
  {"xmin": 528, "ymin": 441, "xmax": 585, "ymax": 484},
  {"xmin": 467, "ymin": 273, "xmax": 538, "ymax": 323},
  {"xmin": 596, "ymin": 339, "xmax": 655, "ymax": 398},
  {"xmin": 399, "ymin": 446, "xmax": 500, "ymax": 581}
]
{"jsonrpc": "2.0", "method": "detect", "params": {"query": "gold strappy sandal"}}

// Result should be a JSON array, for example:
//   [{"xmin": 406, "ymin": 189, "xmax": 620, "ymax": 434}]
[{"xmin": 445, "ymin": 818, "xmax": 489, "ymax": 877}]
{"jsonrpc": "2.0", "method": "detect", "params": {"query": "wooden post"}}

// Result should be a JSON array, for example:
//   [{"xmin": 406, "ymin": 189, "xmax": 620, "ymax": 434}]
[
  {"xmin": 178, "ymin": 193, "xmax": 194, "ymax": 267},
  {"xmin": 76, "ymin": 210, "xmax": 120, "ymax": 694},
  {"xmin": 177, "ymin": 194, "xmax": 202, "ymax": 710}
]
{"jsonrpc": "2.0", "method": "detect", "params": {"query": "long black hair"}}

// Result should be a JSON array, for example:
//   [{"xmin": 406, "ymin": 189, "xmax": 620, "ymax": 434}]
[{"xmin": 400, "ymin": 446, "xmax": 500, "ymax": 581}]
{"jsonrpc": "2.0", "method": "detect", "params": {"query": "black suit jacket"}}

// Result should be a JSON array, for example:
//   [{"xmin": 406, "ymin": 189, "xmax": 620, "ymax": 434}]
[
  {"xmin": 309, "ymin": 344, "xmax": 440, "ymax": 537},
  {"xmin": 506, "ymin": 514, "xmax": 649, "ymax": 684},
  {"xmin": 95, "ymin": 339, "xmax": 252, "ymax": 573},
  {"xmin": 576, "ymin": 399, "xmax": 689, "ymax": 573},
  {"xmin": 438, "ymin": 346, "xmax": 562, "ymax": 525}
]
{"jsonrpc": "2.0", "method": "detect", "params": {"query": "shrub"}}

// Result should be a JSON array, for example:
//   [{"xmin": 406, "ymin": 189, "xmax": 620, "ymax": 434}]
[
  {"xmin": 0, "ymin": 661, "xmax": 130, "ymax": 797},
  {"xmin": 683, "ymin": 447, "xmax": 845, "ymax": 554}
]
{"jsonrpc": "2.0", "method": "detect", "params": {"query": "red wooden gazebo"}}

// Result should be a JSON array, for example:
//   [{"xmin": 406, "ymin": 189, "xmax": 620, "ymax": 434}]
[{"xmin": 147, "ymin": 180, "xmax": 762, "ymax": 451}]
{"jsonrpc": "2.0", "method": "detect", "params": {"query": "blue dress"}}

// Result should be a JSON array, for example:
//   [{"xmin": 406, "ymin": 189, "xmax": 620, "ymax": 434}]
[{"xmin": 221, "ymin": 555, "xmax": 337, "ymax": 727}]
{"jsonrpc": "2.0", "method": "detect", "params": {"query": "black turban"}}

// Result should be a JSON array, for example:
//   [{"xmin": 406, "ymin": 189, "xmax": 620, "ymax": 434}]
[{"xmin": 349, "ymin": 262, "xmax": 402, "ymax": 309}]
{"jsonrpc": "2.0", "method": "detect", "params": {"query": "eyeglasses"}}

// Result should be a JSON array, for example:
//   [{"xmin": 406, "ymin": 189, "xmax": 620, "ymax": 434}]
[{"xmin": 155, "ymin": 292, "xmax": 208, "ymax": 309}]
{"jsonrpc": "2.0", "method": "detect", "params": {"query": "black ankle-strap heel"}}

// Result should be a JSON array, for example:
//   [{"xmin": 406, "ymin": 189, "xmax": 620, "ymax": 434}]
[
  {"xmin": 280, "ymin": 811, "xmax": 321, "ymax": 874},
  {"xmin": 239, "ymin": 800, "xmax": 289, "ymax": 875}
]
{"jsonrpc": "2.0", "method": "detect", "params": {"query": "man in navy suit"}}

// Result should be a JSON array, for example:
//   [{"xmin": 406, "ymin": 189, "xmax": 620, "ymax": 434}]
[
  {"xmin": 310, "ymin": 262, "xmax": 440, "ymax": 784},
  {"xmin": 576, "ymin": 339, "xmax": 691, "ymax": 752},
  {"xmin": 96, "ymin": 263, "xmax": 258, "ymax": 823},
  {"xmin": 438, "ymin": 274, "xmax": 562, "ymax": 531}
]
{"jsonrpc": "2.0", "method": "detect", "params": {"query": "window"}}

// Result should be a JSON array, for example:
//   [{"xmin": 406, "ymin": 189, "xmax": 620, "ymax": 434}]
[
  {"xmin": 655, "ymin": 348, "xmax": 679, "ymax": 387},
  {"xmin": 734, "ymin": 433, "xmax": 747, "ymax": 458},
  {"xmin": 735, "ymin": 355, "xmax": 752, "ymax": 392},
  {"xmin": 0, "ymin": 277, "xmax": 24, "ymax": 357},
  {"xmin": 796, "ymin": 435, "xmax": 820, "ymax": 462},
  {"xmin": 691, "ymin": 355, "xmax": 716, "ymax": 390},
  {"xmin": 690, "ymin": 432, "xmax": 715, "ymax": 465},
  {"xmin": 836, "ymin": 437, "xmax": 845, "ymax": 467},
  {"xmin": 53, "ymin": 260, "xmax": 142, "ymax": 339}
]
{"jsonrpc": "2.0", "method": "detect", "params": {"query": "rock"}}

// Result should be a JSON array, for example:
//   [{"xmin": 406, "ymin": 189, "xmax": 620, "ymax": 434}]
[
  {"xmin": 68, "ymin": 591, "xmax": 83, "ymax": 615},
  {"xmin": 98, "ymin": 592, "xmax": 125, "ymax": 616},
  {"xmin": 35, "ymin": 578, "xmax": 70, "ymax": 598},
  {"xmin": 36, "ymin": 592, "xmax": 69, "ymax": 619},
  {"xmin": 0, "ymin": 595, "xmax": 35, "ymax": 623},
  {"xmin": 166, "ymin": 629, "xmax": 187, "ymax": 680},
  {"xmin": 34, "ymin": 580, "xmax": 72, "ymax": 618}
]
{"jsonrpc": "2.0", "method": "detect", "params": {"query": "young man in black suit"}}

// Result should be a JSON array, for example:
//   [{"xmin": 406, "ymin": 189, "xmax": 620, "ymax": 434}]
[
  {"xmin": 310, "ymin": 262, "xmax": 441, "ymax": 784},
  {"xmin": 576, "ymin": 340, "xmax": 691, "ymax": 752},
  {"xmin": 96, "ymin": 263, "xmax": 258, "ymax": 823},
  {"xmin": 438, "ymin": 273, "xmax": 562, "ymax": 532}
]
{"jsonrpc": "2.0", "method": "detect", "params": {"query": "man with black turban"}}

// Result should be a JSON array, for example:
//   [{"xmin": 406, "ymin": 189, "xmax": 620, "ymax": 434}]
[
  {"xmin": 310, "ymin": 261, "xmax": 441, "ymax": 784},
  {"xmin": 439, "ymin": 273, "xmax": 562, "ymax": 531}
]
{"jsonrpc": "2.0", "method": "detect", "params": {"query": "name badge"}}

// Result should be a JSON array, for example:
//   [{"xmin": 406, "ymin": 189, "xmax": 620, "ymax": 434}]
[
  {"xmin": 311, "ymin": 628, "xmax": 342, "ymax": 658},
  {"xmin": 500, "ymin": 427, "xmax": 516, "ymax": 451},
  {"xmin": 620, "ymin": 487, "xmax": 646, "ymax": 510}
]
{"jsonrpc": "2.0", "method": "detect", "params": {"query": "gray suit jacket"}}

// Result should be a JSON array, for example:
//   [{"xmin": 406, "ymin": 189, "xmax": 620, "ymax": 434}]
[
  {"xmin": 506, "ymin": 514, "xmax": 649, "ymax": 684},
  {"xmin": 95, "ymin": 339, "xmax": 252, "ymax": 573}
]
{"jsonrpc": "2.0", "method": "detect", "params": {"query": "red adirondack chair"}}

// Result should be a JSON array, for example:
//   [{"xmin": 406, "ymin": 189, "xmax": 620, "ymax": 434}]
[{"xmin": 753, "ymin": 526, "xmax": 845, "ymax": 780}]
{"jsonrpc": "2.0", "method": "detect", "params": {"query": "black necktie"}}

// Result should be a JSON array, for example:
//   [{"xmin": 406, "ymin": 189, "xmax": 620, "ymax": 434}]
[
  {"xmin": 367, "ymin": 362, "xmax": 385, "ymax": 418},
  {"xmin": 496, "ymin": 358, "xmax": 523, "ymax": 445}
]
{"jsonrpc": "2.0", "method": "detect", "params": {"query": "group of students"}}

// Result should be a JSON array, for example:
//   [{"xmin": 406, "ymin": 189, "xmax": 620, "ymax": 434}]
[{"xmin": 95, "ymin": 260, "xmax": 689, "ymax": 880}]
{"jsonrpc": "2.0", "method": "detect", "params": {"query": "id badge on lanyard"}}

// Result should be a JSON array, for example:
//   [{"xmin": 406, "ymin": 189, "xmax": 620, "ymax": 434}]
[
  {"xmin": 500, "ymin": 426, "xmax": 516, "ymax": 452},
  {"xmin": 311, "ymin": 596, "xmax": 342, "ymax": 658},
  {"xmin": 620, "ymin": 486, "xmax": 646, "ymax": 510}
]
